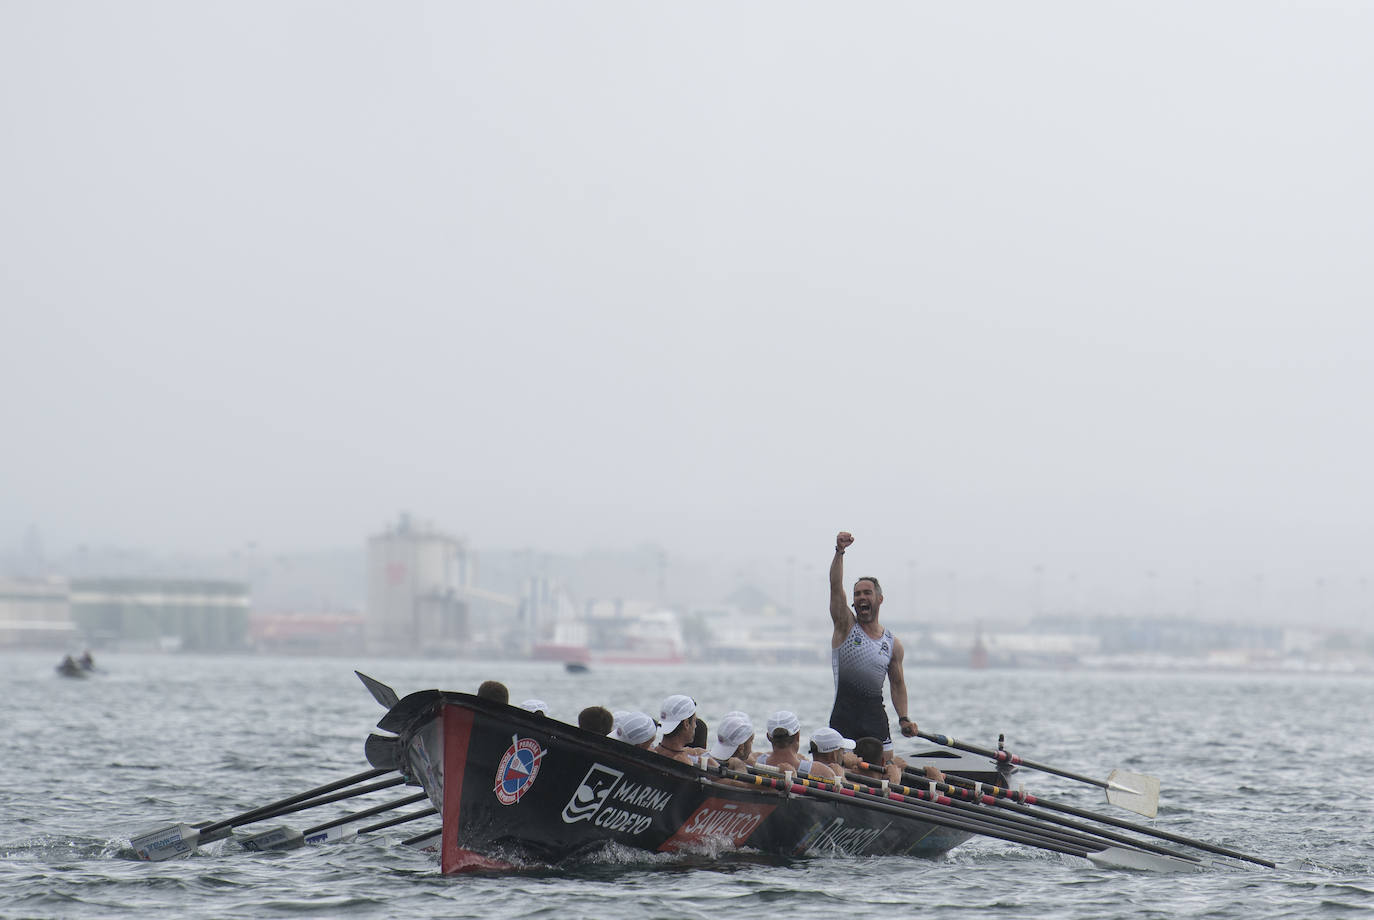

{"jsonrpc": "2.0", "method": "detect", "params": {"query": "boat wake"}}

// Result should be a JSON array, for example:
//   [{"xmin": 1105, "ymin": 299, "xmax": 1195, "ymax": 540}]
[{"xmin": 1, "ymin": 835, "xmax": 128, "ymax": 861}]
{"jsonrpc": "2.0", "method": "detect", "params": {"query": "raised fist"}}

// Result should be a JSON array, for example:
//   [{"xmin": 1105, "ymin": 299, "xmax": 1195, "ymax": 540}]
[{"xmin": 836, "ymin": 532, "xmax": 854, "ymax": 551}]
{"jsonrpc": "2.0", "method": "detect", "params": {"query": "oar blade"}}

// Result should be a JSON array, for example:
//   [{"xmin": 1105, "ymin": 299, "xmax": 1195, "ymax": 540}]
[
  {"xmin": 304, "ymin": 824, "xmax": 356, "ymax": 846},
  {"xmin": 239, "ymin": 826, "xmax": 306, "ymax": 852},
  {"xmin": 1105, "ymin": 769, "xmax": 1160, "ymax": 818},
  {"xmin": 131, "ymin": 823, "xmax": 200, "ymax": 861},
  {"xmin": 1087, "ymin": 845, "xmax": 1201, "ymax": 873}
]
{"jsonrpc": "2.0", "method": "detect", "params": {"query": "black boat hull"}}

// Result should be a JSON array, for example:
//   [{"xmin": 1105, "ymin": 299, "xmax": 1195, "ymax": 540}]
[{"xmin": 379, "ymin": 692, "xmax": 1000, "ymax": 873}]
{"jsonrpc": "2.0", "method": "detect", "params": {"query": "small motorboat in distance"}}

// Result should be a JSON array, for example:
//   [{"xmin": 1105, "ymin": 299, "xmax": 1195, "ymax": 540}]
[
  {"xmin": 56, "ymin": 655, "xmax": 89, "ymax": 678},
  {"xmin": 564, "ymin": 661, "xmax": 589, "ymax": 674}
]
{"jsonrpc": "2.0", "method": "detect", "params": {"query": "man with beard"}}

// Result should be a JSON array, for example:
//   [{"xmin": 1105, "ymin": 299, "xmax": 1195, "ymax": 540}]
[{"xmin": 828, "ymin": 531, "xmax": 918, "ymax": 756}]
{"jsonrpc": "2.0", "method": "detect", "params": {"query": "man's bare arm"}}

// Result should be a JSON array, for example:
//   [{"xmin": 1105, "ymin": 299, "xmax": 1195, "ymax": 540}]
[
  {"xmin": 830, "ymin": 532, "xmax": 855, "ymax": 647},
  {"xmin": 889, "ymin": 637, "xmax": 917, "ymax": 737}
]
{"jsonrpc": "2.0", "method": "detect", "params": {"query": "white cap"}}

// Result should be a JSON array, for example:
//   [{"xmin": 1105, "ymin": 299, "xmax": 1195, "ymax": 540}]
[
  {"xmin": 766, "ymin": 710, "xmax": 801, "ymax": 736},
  {"xmin": 659, "ymin": 694, "xmax": 697, "ymax": 734},
  {"xmin": 708, "ymin": 713, "xmax": 755, "ymax": 761},
  {"xmin": 614, "ymin": 711, "xmax": 658, "ymax": 746},
  {"xmin": 811, "ymin": 727, "xmax": 856, "ymax": 754},
  {"xmin": 520, "ymin": 699, "xmax": 548, "ymax": 715},
  {"xmin": 609, "ymin": 710, "xmax": 629, "ymax": 737}
]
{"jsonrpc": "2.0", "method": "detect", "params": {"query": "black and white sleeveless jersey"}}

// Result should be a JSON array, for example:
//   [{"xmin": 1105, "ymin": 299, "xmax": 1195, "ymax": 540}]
[{"xmin": 831, "ymin": 621, "xmax": 894, "ymax": 703}]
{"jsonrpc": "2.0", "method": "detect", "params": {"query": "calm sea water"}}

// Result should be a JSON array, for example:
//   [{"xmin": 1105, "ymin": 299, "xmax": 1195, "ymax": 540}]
[{"xmin": 2, "ymin": 651, "xmax": 1372, "ymax": 919}]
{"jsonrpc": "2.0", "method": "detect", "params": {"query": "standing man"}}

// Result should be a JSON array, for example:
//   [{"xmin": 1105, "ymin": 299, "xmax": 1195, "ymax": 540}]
[{"xmin": 828, "ymin": 531, "xmax": 918, "ymax": 755}]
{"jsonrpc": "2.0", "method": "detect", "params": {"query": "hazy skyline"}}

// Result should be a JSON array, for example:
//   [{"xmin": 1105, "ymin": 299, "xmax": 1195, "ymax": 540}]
[{"xmin": 3, "ymin": 4, "xmax": 1371, "ymax": 625}]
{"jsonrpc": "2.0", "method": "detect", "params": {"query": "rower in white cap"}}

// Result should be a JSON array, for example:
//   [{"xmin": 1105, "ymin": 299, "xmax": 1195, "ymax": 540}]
[
  {"xmin": 755, "ymin": 711, "xmax": 839, "ymax": 779},
  {"xmin": 809, "ymin": 726, "xmax": 856, "ymax": 777},
  {"xmin": 707, "ymin": 712, "xmax": 758, "ymax": 770},
  {"xmin": 653, "ymin": 694, "xmax": 704, "ymax": 765},
  {"xmin": 612, "ymin": 711, "xmax": 659, "ymax": 750}
]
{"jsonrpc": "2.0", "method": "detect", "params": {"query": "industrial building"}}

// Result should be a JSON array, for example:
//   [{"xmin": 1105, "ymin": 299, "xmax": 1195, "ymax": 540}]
[
  {"xmin": 0, "ymin": 576, "xmax": 76, "ymax": 648},
  {"xmin": 70, "ymin": 577, "xmax": 251, "ymax": 652},
  {"xmin": 365, "ymin": 514, "xmax": 470, "ymax": 655}
]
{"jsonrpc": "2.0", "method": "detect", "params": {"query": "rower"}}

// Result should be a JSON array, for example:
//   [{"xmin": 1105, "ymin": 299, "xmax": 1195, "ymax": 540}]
[
  {"xmin": 476, "ymin": 680, "xmax": 509, "ymax": 704},
  {"xmin": 854, "ymin": 736, "xmax": 902, "ymax": 784},
  {"xmin": 654, "ymin": 694, "xmax": 704, "ymax": 765},
  {"xmin": 692, "ymin": 717, "xmax": 710, "ymax": 750},
  {"xmin": 809, "ymin": 727, "xmax": 855, "ymax": 777},
  {"xmin": 706, "ymin": 712, "xmax": 757, "ymax": 770},
  {"xmin": 578, "ymin": 706, "xmax": 614, "ymax": 734},
  {"xmin": 756, "ymin": 711, "xmax": 838, "ymax": 779},
  {"xmin": 612, "ymin": 711, "xmax": 659, "ymax": 750}
]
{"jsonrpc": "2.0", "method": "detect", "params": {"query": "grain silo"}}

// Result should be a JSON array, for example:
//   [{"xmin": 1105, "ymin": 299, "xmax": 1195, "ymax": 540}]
[{"xmin": 366, "ymin": 513, "xmax": 470, "ymax": 654}]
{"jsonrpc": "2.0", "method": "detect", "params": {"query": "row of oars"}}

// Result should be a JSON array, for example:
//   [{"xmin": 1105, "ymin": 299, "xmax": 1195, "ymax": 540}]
[
  {"xmin": 131, "ymin": 767, "xmax": 439, "ymax": 861},
  {"xmin": 913, "ymin": 730, "xmax": 1162, "ymax": 818},
  {"xmin": 729, "ymin": 756, "xmax": 1273, "ymax": 871}
]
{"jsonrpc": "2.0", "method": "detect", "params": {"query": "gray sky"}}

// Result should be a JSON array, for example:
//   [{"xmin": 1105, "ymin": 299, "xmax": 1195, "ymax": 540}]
[{"xmin": 3, "ymin": 3, "xmax": 1371, "ymax": 623}]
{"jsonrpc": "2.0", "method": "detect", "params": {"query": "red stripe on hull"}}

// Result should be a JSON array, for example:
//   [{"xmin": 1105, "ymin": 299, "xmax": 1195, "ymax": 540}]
[
  {"xmin": 440, "ymin": 707, "xmax": 472, "ymax": 873},
  {"xmin": 445, "ymin": 846, "xmax": 510, "ymax": 872},
  {"xmin": 439, "ymin": 705, "xmax": 514, "ymax": 873}
]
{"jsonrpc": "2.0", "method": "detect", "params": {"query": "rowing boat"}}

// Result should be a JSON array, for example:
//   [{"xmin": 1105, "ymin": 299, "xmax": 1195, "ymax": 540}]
[
  {"xmin": 368, "ymin": 687, "xmax": 1012, "ymax": 873},
  {"xmin": 128, "ymin": 674, "xmax": 1271, "ymax": 873}
]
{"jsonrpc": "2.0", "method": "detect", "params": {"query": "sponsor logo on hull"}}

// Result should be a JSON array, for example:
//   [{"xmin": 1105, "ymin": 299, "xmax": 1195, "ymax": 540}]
[
  {"xmin": 558, "ymin": 763, "xmax": 673, "ymax": 837},
  {"xmin": 660, "ymin": 798, "xmax": 776, "ymax": 851},
  {"xmin": 562, "ymin": 764, "xmax": 625, "ymax": 823},
  {"xmin": 793, "ymin": 817, "xmax": 892, "ymax": 855}
]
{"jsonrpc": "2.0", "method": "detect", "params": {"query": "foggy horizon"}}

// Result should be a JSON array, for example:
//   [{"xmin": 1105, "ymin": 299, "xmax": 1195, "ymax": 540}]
[{"xmin": 4, "ymin": 4, "xmax": 1371, "ymax": 629}]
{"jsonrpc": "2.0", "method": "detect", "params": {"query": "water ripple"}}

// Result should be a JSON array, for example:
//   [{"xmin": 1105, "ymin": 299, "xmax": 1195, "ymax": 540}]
[{"xmin": 2, "ymin": 653, "xmax": 1372, "ymax": 920}]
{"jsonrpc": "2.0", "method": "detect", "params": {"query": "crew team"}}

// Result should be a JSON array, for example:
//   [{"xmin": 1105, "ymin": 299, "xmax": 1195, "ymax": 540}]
[{"xmin": 474, "ymin": 679, "xmax": 910, "ymax": 785}]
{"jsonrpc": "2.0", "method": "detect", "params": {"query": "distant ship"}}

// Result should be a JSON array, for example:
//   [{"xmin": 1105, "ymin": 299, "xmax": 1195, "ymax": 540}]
[
  {"xmin": 970, "ymin": 626, "xmax": 989, "ymax": 669},
  {"xmin": 531, "ymin": 608, "xmax": 686, "ymax": 665}
]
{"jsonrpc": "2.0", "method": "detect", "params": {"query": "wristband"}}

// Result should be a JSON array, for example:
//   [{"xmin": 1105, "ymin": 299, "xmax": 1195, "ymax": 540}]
[{"xmin": 898, "ymin": 716, "xmax": 911, "ymax": 724}]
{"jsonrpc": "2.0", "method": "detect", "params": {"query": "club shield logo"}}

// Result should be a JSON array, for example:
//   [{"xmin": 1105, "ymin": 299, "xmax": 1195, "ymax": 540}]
[{"xmin": 493, "ymin": 736, "xmax": 545, "ymax": 805}]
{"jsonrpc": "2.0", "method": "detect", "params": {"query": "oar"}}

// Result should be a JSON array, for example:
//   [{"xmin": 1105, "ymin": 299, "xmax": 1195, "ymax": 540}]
[
  {"xmin": 131, "ymin": 767, "xmax": 392, "ymax": 861},
  {"xmin": 239, "ymin": 791, "xmax": 430, "ymax": 852},
  {"xmin": 718, "ymin": 766, "xmax": 1197, "ymax": 871},
  {"xmin": 913, "ymin": 731, "xmax": 1160, "ymax": 817},
  {"xmin": 748, "ymin": 764, "xmax": 1193, "ymax": 865},
  {"xmin": 841, "ymin": 765, "xmax": 1198, "ymax": 863},
  {"xmin": 239, "ymin": 775, "xmax": 405, "ymax": 825},
  {"xmin": 357, "ymin": 806, "xmax": 438, "ymax": 835},
  {"xmin": 402, "ymin": 827, "xmax": 442, "ymax": 848},
  {"xmin": 308, "ymin": 791, "xmax": 429, "ymax": 838},
  {"xmin": 729, "ymin": 766, "xmax": 1096, "ymax": 858},
  {"xmin": 753, "ymin": 766, "xmax": 1149, "ymax": 858},
  {"xmin": 903, "ymin": 766, "xmax": 1275, "ymax": 869}
]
